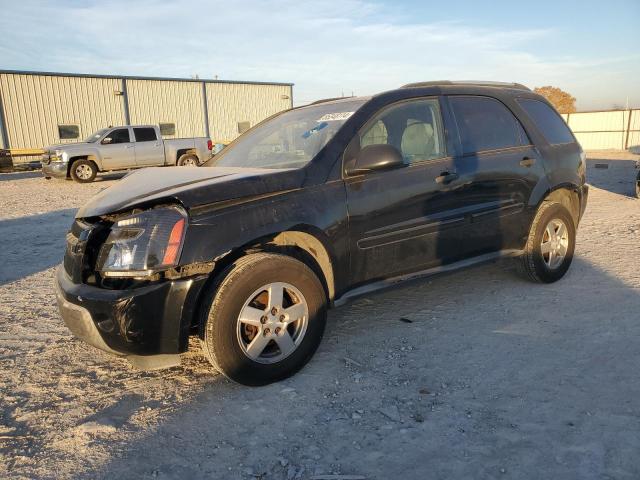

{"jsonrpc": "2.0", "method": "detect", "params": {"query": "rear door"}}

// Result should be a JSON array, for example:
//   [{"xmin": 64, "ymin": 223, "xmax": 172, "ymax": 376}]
[
  {"xmin": 99, "ymin": 127, "xmax": 135, "ymax": 170},
  {"xmin": 345, "ymin": 97, "xmax": 478, "ymax": 284},
  {"xmin": 133, "ymin": 127, "xmax": 165, "ymax": 166},
  {"xmin": 446, "ymin": 95, "xmax": 546, "ymax": 254}
]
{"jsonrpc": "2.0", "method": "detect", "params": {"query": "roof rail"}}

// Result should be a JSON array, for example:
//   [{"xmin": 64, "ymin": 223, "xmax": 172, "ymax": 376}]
[
  {"xmin": 309, "ymin": 97, "xmax": 352, "ymax": 105},
  {"xmin": 401, "ymin": 80, "xmax": 531, "ymax": 91}
]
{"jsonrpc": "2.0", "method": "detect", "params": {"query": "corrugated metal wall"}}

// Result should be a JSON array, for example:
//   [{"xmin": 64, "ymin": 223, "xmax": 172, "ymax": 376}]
[
  {"xmin": 206, "ymin": 83, "xmax": 292, "ymax": 142},
  {"xmin": 0, "ymin": 73, "xmax": 125, "ymax": 150},
  {"xmin": 126, "ymin": 79, "xmax": 206, "ymax": 138},
  {"xmin": 0, "ymin": 71, "xmax": 293, "ymax": 163},
  {"xmin": 562, "ymin": 109, "xmax": 639, "ymax": 150}
]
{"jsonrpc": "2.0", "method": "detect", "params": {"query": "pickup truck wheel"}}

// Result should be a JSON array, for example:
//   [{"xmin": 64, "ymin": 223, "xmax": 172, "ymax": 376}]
[
  {"xmin": 69, "ymin": 159, "xmax": 97, "ymax": 183},
  {"xmin": 177, "ymin": 154, "xmax": 199, "ymax": 167},
  {"xmin": 517, "ymin": 201, "xmax": 576, "ymax": 283},
  {"xmin": 201, "ymin": 253, "xmax": 327, "ymax": 386}
]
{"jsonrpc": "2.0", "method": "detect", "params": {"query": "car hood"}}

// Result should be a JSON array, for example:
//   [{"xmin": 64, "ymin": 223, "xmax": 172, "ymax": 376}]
[
  {"xmin": 76, "ymin": 166, "xmax": 304, "ymax": 218},
  {"xmin": 45, "ymin": 143, "xmax": 90, "ymax": 152}
]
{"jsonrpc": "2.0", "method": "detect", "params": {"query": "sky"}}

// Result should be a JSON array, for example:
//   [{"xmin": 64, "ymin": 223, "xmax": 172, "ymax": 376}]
[{"xmin": 0, "ymin": 0, "xmax": 638, "ymax": 110}]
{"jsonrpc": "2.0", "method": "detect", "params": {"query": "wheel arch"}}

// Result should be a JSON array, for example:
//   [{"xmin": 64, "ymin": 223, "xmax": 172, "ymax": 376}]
[
  {"xmin": 176, "ymin": 149, "xmax": 198, "ymax": 164},
  {"xmin": 191, "ymin": 227, "xmax": 337, "ymax": 332},
  {"xmin": 537, "ymin": 184, "xmax": 581, "ymax": 227},
  {"xmin": 67, "ymin": 155, "xmax": 99, "ymax": 177}
]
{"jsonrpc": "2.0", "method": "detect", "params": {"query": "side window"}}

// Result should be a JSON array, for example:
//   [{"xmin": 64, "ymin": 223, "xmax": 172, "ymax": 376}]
[
  {"xmin": 359, "ymin": 98, "xmax": 445, "ymax": 163},
  {"xmin": 449, "ymin": 96, "xmax": 527, "ymax": 155},
  {"xmin": 105, "ymin": 128, "xmax": 131, "ymax": 144},
  {"xmin": 361, "ymin": 120, "xmax": 388, "ymax": 147},
  {"xmin": 133, "ymin": 127, "xmax": 158, "ymax": 142},
  {"xmin": 517, "ymin": 99, "xmax": 575, "ymax": 145}
]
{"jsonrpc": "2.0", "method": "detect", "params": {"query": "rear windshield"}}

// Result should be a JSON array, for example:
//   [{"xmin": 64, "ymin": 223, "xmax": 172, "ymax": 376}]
[
  {"xmin": 517, "ymin": 99, "xmax": 575, "ymax": 145},
  {"xmin": 204, "ymin": 100, "xmax": 366, "ymax": 169}
]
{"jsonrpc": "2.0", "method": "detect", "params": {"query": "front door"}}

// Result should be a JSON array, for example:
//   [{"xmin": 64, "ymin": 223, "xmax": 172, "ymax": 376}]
[
  {"xmin": 345, "ymin": 97, "xmax": 475, "ymax": 285},
  {"xmin": 133, "ymin": 127, "xmax": 165, "ymax": 166},
  {"xmin": 100, "ymin": 127, "xmax": 134, "ymax": 170}
]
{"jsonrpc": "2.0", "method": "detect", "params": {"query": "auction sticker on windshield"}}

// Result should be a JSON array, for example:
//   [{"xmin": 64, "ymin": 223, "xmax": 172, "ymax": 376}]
[{"xmin": 317, "ymin": 112, "xmax": 354, "ymax": 122}]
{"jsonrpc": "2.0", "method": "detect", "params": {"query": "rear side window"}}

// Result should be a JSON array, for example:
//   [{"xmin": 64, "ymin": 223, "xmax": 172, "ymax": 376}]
[
  {"xmin": 517, "ymin": 99, "xmax": 575, "ymax": 145},
  {"xmin": 134, "ymin": 127, "xmax": 158, "ymax": 142},
  {"xmin": 449, "ymin": 96, "xmax": 528, "ymax": 155}
]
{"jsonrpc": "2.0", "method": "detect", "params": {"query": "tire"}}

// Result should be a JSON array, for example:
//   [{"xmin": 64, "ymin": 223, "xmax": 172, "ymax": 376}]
[
  {"xmin": 201, "ymin": 252, "xmax": 327, "ymax": 386},
  {"xmin": 69, "ymin": 159, "xmax": 97, "ymax": 183},
  {"xmin": 635, "ymin": 179, "xmax": 640, "ymax": 199},
  {"xmin": 177, "ymin": 154, "xmax": 199, "ymax": 167},
  {"xmin": 517, "ymin": 201, "xmax": 576, "ymax": 283}
]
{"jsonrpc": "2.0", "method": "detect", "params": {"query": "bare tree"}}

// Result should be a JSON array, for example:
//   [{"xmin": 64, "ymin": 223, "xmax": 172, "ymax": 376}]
[{"xmin": 534, "ymin": 86, "xmax": 576, "ymax": 113}]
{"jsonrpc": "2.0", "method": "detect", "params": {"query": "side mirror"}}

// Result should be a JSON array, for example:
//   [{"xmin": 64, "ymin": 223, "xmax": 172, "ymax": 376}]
[
  {"xmin": 101, "ymin": 137, "xmax": 113, "ymax": 145},
  {"xmin": 347, "ymin": 144, "xmax": 406, "ymax": 175}
]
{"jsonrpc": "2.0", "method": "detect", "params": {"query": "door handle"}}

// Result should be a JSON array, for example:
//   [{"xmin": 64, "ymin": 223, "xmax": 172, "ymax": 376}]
[
  {"xmin": 435, "ymin": 171, "xmax": 459, "ymax": 184},
  {"xmin": 125, "ymin": 144, "xmax": 134, "ymax": 149},
  {"xmin": 520, "ymin": 157, "xmax": 535, "ymax": 167}
]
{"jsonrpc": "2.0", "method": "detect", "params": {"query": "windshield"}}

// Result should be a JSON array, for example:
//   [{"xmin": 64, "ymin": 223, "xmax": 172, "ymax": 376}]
[
  {"xmin": 84, "ymin": 128, "xmax": 109, "ymax": 143},
  {"xmin": 204, "ymin": 100, "xmax": 366, "ymax": 169}
]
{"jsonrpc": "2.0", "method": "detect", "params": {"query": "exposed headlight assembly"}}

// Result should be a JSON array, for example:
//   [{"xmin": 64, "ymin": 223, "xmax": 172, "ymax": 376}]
[{"xmin": 96, "ymin": 206, "xmax": 187, "ymax": 277}]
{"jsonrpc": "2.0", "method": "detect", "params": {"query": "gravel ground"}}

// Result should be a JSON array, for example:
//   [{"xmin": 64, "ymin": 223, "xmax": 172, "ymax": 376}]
[{"xmin": 1, "ymin": 152, "xmax": 639, "ymax": 480}]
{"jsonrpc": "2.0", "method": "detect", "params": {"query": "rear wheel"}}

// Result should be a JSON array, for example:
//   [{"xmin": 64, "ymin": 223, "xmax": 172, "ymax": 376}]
[
  {"xmin": 517, "ymin": 201, "xmax": 576, "ymax": 283},
  {"xmin": 69, "ymin": 159, "xmax": 97, "ymax": 183},
  {"xmin": 201, "ymin": 253, "xmax": 327, "ymax": 386},
  {"xmin": 177, "ymin": 153, "xmax": 199, "ymax": 166}
]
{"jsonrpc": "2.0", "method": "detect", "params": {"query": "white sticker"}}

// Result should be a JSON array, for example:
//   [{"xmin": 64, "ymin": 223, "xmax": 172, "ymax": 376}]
[{"xmin": 317, "ymin": 112, "xmax": 354, "ymax": 122}]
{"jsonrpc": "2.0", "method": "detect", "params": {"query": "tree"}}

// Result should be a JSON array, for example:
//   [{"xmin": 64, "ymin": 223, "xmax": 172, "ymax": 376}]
[{"xmin": 533, "ymin": 86, "xmax": 576, "ymax": 113}]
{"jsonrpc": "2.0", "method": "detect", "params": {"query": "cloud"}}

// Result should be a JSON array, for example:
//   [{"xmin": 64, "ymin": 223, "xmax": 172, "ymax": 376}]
[{"xmin": 0, "ymin": 0, "xmax": 638, "ymax": 108}]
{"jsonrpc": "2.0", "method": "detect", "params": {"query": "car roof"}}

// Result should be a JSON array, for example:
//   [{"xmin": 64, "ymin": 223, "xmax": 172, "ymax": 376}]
[{"xmin": 303, "ymin": 81, "xmax": 535, "ymax": 110}]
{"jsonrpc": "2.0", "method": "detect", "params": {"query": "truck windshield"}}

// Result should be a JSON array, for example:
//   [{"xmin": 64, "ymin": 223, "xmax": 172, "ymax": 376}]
[
  {"xmin": 204, "ymin": 100, "xmax": 366, "ymax": 169},
  {"xmin": 84, "ymin": 128, "xmax": 109, "ymax": 143}
]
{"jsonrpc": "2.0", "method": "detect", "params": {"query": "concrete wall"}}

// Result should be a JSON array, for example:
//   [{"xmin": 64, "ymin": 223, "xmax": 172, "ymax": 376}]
[
  {"xmin": 562, "ymin": 109, "xmax": 639, "ymax": 150},
  {"xmin": 0, "ymin": 71, "xmax": 293, "ymax": 163}
]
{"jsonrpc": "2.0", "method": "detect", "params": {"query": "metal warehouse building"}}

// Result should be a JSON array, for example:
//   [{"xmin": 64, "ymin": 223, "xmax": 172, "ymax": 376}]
[{"xmin": 0, "ymin": 70, "xmax": 293, "ymax": 164}]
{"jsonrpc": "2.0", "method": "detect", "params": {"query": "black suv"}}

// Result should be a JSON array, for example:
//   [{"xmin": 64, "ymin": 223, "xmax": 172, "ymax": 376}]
[{"xmin": 56, "ymin": 81, "xmax": 588, "ymax": 385}]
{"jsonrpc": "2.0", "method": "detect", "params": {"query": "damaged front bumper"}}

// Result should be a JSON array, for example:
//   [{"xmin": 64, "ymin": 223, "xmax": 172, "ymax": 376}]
[
  {"xmin": 42, "ymin": 160, "xmax": 68, "ymax": 179},
  {"xmin": 55, "ymin": 265, "xmax": 208, "ymax": 369}
]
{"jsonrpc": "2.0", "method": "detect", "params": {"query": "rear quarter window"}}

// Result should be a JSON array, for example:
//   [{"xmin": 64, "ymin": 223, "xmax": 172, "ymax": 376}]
[{"xmin": 517, "ymin": 99, "xmax": 575, "ymax": 145}]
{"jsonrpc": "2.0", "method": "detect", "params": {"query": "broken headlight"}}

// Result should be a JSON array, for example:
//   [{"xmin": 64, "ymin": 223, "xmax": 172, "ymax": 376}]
[{"xmin": 96, "ymin": 206, "xmax": 187, "ymax": 277}]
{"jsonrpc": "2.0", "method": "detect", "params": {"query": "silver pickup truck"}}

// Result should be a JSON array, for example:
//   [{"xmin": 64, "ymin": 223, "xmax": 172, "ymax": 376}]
[{"xmin": 42, "ymin": 125, "xmax": 212, "ymax": 183}]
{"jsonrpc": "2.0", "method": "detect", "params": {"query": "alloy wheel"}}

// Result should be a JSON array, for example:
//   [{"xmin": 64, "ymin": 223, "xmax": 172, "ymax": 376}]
[
  {"xmin": 236, "ymin": 282, "xmax": 309, "ymax": 364},
  {"xmin": 75, "ymin": 164, "xmax": 93, "ymax": 180},
  {"xmin": 540, "ymin": 218, "xmax": 569, "ymax": 269}
]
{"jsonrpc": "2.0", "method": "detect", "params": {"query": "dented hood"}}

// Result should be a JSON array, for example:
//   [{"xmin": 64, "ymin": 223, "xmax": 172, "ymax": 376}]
[{"xmin": 76, "ymin": 166, "xmax": 303, "ymax": 218}]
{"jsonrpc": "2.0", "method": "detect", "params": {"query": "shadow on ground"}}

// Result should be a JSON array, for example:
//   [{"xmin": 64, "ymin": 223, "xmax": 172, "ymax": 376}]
[
  {"xmin": 586, "ymin": 158, "xmax": 638, "ymax": 197},
  {"xmin": 0, "ymin": 209, "xmax": 76, "ymax": 285},
  {"xmin": 76, "ymin": 257, "xmax": 640, "ymax": 480}
]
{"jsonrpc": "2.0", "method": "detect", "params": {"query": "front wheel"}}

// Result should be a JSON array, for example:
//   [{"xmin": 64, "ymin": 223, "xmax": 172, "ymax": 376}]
[
  {"xmin": 69, "ymin": 159, "xmax": 97, "ymax": 183},
  {"xmin": 517, "ymin": 201, "xmax": 576, "ymax": 283},
  {"xmin": 200, "ymin": 253, "xmax": 327, "ymax": 386}
]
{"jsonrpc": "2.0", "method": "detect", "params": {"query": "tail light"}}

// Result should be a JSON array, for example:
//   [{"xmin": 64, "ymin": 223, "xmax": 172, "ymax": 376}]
[{"xmin": 207, "ymin": 140, "xmax": 213, "ymax": 151}]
